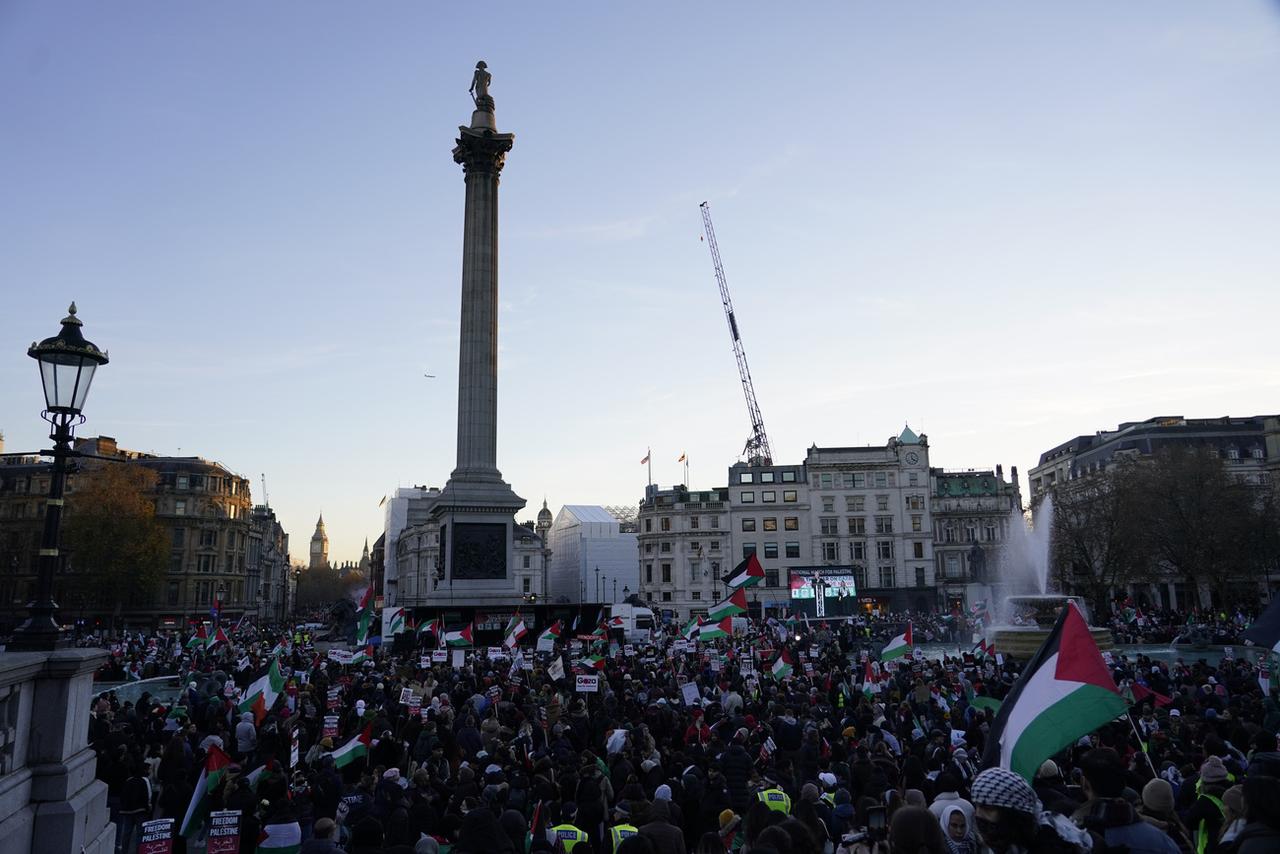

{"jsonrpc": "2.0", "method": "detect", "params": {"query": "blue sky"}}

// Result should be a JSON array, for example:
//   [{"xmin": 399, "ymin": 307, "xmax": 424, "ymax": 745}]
[{"xmin": 3, "ymin": 2, "xmax": 1279, "ymax": 563}]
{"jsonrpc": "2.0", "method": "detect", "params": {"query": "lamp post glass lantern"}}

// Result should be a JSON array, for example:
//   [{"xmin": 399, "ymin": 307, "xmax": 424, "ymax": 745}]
[{"xmin": 11, "ymin": 304, "xmax": 109, "ymax": 650}]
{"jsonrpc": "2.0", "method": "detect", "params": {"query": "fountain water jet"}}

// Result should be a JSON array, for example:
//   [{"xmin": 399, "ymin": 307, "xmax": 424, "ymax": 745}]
[{"xmin": 986, "ymin": 495, "xmax": 1114, "ymax": 658}]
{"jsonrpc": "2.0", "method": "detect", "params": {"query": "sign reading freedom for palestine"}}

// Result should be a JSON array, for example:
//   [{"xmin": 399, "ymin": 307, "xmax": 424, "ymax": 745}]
[
  {"xmin": 139, "ymin": 818, "xmax": 175, "ymax": 854},
  {"xmin": 206, "ymin": 811, "xmax": 242, "ymax": 854}
]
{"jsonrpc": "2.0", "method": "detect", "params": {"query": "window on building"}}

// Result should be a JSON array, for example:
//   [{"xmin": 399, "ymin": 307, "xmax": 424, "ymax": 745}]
[
  {"xmin": 690, "ymin": 561, "xmax": 700, "ymax": 580},
  {"xmin": 710, "ymin": 540, "xmax": 720, "ymax": 551},
  {"xmin": 170, "ymin": 554, "xmax": 183, "ymax": 573},
  {"xmin": 662, "ymin": 592, "xmax": 672, "ymax": 602},
  {"xmin": 822, "ymin": 497, "xmax": 834, "ymax": 513},
  {"xmin": 691, "ymin": 591, "xmax": 701, "ymax": 600},
  {"xmin": 965, "ymin": 525, "xmax": 977, "ymax": 542},
  {"xmin": 944, "ymin": 526, "xmax": 955, "ymax": 543},
  {"xmin": 1228, "ymin": 448, "xmax": 1240, "ymax": 460},
  {"xmin": 762, "ymin": 491, "xmax": 776, "ymax": 503},
  {"xmin": 646, "ymin": 563, "xmax": 653, "ymax": 583},
  {"xmin": 820, "ymin": 473, "xmax": 833, "ymax": 488},
  {"xmin": 175, "ymin": 499, "xmax": 187, "ymax": 516},
  {"xmin": 691, "ymin": 516, "xmax": 700, "ymax": 529},
  {"xmin": 783, "ymin": 490, "xmax": 797, "ymax": 502},
  {"xmin": 198, "ymin": 555, "xmax": 215, "ymax": 573},
  {"xmin": 167, "ymin": 582, "xmax": 180, "ymax": 605},
  {"xmin": 875, "ymin": 516, "xmax": 893, "ymax": 534},
  {"xmin": 879, "ymin": 566, "xmax": 896, "ymax": 588},
  {"xmin": 645, "ymin": 543, "xmax": 654, "ymax": 554},
  {"xmin": 766, "ymin": 568, "xmax": 780, "ymax": 587},
  {"xmin": 915, "ymin": 566, "xmax": 926, "ymax": 587},
  {"xmin": 662, "ymin": 563, "xmax": 672, "ymax": 582},
  {"xmin": 877, "ymin": 540, "xmax": 894, "ymax": 560},
  {"xmin": 785, "ymin": 541, "xmax": 800, "ymax": 558},
  {"xmin": 742, "ymin": 518, "xmax": 756, "ymax": 532},
  {"xmin": 742, "ymin": 543, "xmax": 757, "ymax": 559},
  {"xmin": 846, "ymin": 496, "xmax": 864, "ymax": 512},
  {"xmin": 763, "ymin": 517, "xmax": 778, "ymax": 532},
  {"xmin": 912, "ymin": 515, "xmax": 922, "ymax": 532},
  {"xmin": 177, "ymin": 474, "xmax": 189, "ymax": 490},
  {"xmin": 740, "ymin": 491, "xmax": 755, "ymax": 504},
  {"xmin": 945, "ymin": 554, "xmax": 959, "ymax": 578},
  {"xmin": 847, "ymin": 517, "xmax": 866, "ymax": 535},
  {"xmin": 225, "ymin": 554, "xmax": 235, "ymax": 572},
  {"xmin": 913, "ymin": 541, "xmax": 924, "ymax": 559},
  {"xmin": 874, "ymin": 472, "xmax": 888, "ymax": 488},
  {"xmin": 781, "ymin": 471, "xmax": 796, "ymax": 483},
  {"xmin": 645, "ymin": 518, "xmax": 652, "ymax": 532},
  {"xmin": 764, "ymin": 542, "xmax": 778, "ymax": 559},
  {"xmin": 1253, "ymin": 447, "xmax": 1265, "ymax": 459},
  {"xmin": 740, "ymin": 472, "xmax": 754, "ymax": 484},
  {"xmin": 820, "ymin": 517, "xmax": 838, "ymax": 535},
  {"xmin": 761, "ymin": 472, "xmax": 775, "ymax": 483},
  {"xmin": 172, "ymin": 528, "xmax": 186, "ymax": 548},
  {"xmin": 711, "ymin": 516, "xmax": 720, "ymax": 529},
  {"xmin": 822, "ymin": 541, "xmax": 838, "ymax": 561},
  {"xmin": 984, "ymin": 524, "xmax": 997, "ymax": 541},
  {"xmin": 908, "ymin": 472, "xmax": 919, "ymax": 486},
  {"xmin": 661, "ymin": 517, "xmax": 671, "ymax": 531},
  {"xmin": 854, "ymin": 567, "xmax": 867, "ymax": 589},
  {"xmin": 660, "ymin": 542, "xmax": 671, "ymax": 553},
  {"xmin": 906, "ymin": 495, "xmax": 924, "ymax": 510},
  {"xmin": 711, "ymin": 561, "xmax": 720, "ymax": 574},
  {"xmin": 197, "ymin": 581, "xmax": 211, "ymax": 604},
  {"xmin": 876, "ymin": 496, "xmax": 889, "ymax": 511},
  {"xmin": 850, "ymin": 541, "xmax": 866, "ymax": 561},
  {"xmin": 522, "ymin": 555, "xmax": 531, "ymax": 568},
  {"xmin": 784, "ymin": 517, "xmax": 799, "ymax": 531}
]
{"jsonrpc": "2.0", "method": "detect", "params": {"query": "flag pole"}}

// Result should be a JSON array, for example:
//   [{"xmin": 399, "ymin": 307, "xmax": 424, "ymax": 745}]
[
  {"xmin": 648, "ymin": 447, "xmax": 653, "ymax": 488},
  {"xmin": 1125, "ymin": 713, "xmax": 1159, "ymax": 778}
]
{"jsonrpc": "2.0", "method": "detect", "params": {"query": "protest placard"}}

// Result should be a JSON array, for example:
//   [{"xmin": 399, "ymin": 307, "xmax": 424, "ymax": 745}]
[
  {"xmin": 323, "ymin": 715, "xmax": 339, "ymax": 738},
  {"xmin": 681, "ymin": 681, "xmax": 701, "ymax": 707},
  {"xmin": 206, "ymin": 811, "xmax": 241, "ymax": 854},
  {"xmin": 432, "ymin": 649, "xmax": 448, "ymax": 663},
  {"xmin": 139, "ymin": 818, "xmax": 175, "ymax": 854},
  {"xmin": 575, "ymin": 674, "xmax": 599, "ymax": 693},
  {"xmin": 451, "ymin": 649, "xmax": 465, "ymax": 668},
  {"xmin": 399, "ymin": 687, "xmax": 414, "ymax": 705}
]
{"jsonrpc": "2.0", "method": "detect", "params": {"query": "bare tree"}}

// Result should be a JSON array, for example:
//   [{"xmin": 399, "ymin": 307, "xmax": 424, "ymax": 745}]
[{"xmin": 1049, "ymin": 459, "xmax": 1150, "ymax": 615}]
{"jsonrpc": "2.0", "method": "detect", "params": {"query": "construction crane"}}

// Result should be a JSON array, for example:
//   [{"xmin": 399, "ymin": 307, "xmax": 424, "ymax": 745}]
[
  {"xmin": 700, "ymin": 201, "xmax": 774, "ymax": 466},
  {"xmin": 260, "ymin": 473, "xmax": 270, "ymax": 510}
]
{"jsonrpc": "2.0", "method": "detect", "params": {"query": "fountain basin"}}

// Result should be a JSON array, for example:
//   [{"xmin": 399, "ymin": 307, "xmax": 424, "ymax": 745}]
[{"xmin": 989, "ymin": 594, "xmax": 1114, "ymax": 660}]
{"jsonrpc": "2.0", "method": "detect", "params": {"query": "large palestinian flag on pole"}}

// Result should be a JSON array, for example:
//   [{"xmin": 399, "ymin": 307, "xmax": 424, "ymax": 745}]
[
  {"xmin": 331, "ymin": 724, "xmax": 373, "ymax": 769},
  {"xmin": 444, "ymin": 624, "xmax": 474, "ymax": 647},
  {"xmin": 980, "ymin": 601, "xmax": 1127, "ymax": 781},
  {"xmin": 354, "ymin": 584, "xmax": 375, "ymax": 646},
  {"xmin": 504, "ymin": 614, "xmax": 529, "ymax": 648},
  {"xmin": 1243, "ymin": 595, "xmax": 1280, "ymax": 652},
  {"xmin": 238, "ymin": 658, "xmax": 285, "ymax": 724},
  {"xmin": 881, "ymin": 622, "xmax": 912, "ymax": 661},
  {"xmin": 697, "ymin": 616, "xmax": 732, "ymax": 641},
  {"xmin": 722, "ymin": 553, "xmax": 765, "ymax": 589},
  {"xmin": 708, "ymin": 588, "xmax": 748, "ymax": 621},
  {"xmin": 537, "ymin": 620, "xmax": 562, "ymax": 645},
  {"xmin": 180, "ymin": 744, "xmax": 233, "ymax": 837}
]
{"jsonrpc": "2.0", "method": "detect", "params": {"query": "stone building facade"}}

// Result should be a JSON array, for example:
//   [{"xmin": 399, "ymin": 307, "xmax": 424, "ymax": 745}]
[
  {"xmin": 0, "ymin": 435, "xmax": 263, "ymax": 632},
  {"xmin": 636, "ymin": 486, "xmax": 731, "ymax": 620},
  {"xmin": 931, "ymin": 465, "xmax": 1023, "ymax": 611}
]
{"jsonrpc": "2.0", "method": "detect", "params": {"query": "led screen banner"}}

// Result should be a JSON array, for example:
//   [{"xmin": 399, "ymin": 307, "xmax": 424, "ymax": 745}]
[{"xmin": 789, "ymin": 570, "xmax": 858, "ymax": 599}]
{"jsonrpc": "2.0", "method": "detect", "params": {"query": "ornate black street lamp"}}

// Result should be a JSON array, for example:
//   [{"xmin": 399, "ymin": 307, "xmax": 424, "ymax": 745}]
[{"xmin": 11, "ymin": 304, "xmax": 108, "ymax": 650}]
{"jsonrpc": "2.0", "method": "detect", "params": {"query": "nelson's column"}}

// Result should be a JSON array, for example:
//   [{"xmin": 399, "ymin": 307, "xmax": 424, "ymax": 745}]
[{"xmin": 429, "ymin": 61, "xmax": 528, "ymax": 603}]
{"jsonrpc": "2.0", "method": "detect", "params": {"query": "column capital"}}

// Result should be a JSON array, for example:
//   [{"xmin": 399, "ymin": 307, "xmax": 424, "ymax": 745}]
[{"xmin": 453, "ymin": 127, "xmax": 515, "ymax": 176}]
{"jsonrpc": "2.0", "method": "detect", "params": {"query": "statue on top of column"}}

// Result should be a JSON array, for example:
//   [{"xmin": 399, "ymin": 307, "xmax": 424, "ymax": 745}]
[{"xmin": 469, "ymin": 61, "xmax": 493, "ymax": 108}]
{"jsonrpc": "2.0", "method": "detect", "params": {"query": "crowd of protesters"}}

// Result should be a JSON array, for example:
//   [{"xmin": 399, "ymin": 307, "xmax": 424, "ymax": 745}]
[{"xmin": 86, "ymin": 609, "xmax": 1280, "ymax": 854}]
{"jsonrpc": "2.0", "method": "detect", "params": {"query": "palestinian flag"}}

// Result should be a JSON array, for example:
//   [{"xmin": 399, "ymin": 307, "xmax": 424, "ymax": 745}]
[
  {"xmin": 180, "ymin": 744, "xmax": 233, "ymax": 837},
  {"xmin": 771, "ymin": 650, "xmax": 794, "ymax": 680},
  {"xmin": 697, "ymin": 616, "xmax": 732, "ymax": 641},
  {"xmin": 578, "ymin": 654, "xmax": 606, "ymax": 671},
  {"xmin": 504, "ymin": 615, "xmax": 529, "ymax": 648},
  {"xmin": 965, "ymin": 684, "xmax": 1002, "ymax": 714},
  {"xmin": 1124, "ymin": 683, "xmax": 1173, "ymax": 708},
  {"xmin": 349, "ymin": 644, "xmax": 374, "ymax": 665},
  {"xmin": 354, "ymin": 584, "xmax": 375, "ymax": 645},
  {"xmin": 608, "ymin": 615, "xmax": 625, "ymax": 629},
  {"xmin": 444, "ymin": 624, "xmax": 474, "ymax": 647},
  {"xmin": 257, "ymin": 821, "xmax": 303, "ymax": 854},
  {"xmin": 537, "ymin": 620, "xmax": 563, "ymax": 645},
  {"xmin": 421, "ymin": 616, "xmax": 442, "ymax": 641},
  {"xmin": 681, "ymin": 618, "xmax": 701, "ymax": 641},
  {"xmin": 384, "ymin": 607, "xmax": 405, "ymax": 637},
  {"xmin": 238, "ymin": 658, "xmax": 285, "ymax": 724},
  {"xmin": 708, "ymin": 588, "xmax": 748, "ymax": 621},
  {"xmin": 186, "ymin": 624, "xmax": 209, "ymax": 650},
  {"xmin": 1243, "ymin": 595, "xmax": 1280, "ymax": 652},
  {"xmin": 206, "ymin": 626, "xmax": 229, "ymax": 651},
  {"xmin": 722, "ymin": 553, "xmax": 765, "ymax": 589},
  {"xmin": 331, "ymin": 724, "xmax": 372, "ymax": 769},
  {"xmin": 862, "ymin": 659, "xmax": 878, "ymax": 698},
  {"xmin": 979, "ymin": 601, "xmax": 1127, "ymax": 782},
  {"xmin": 881, "ymin": 622, "xmax": 912, "ymax": 661}
]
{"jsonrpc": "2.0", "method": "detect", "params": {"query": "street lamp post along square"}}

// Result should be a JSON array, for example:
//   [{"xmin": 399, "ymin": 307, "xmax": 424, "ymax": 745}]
[{"xmin": 9, "ymin": 303, "xmax": 109, "ymax": 651}]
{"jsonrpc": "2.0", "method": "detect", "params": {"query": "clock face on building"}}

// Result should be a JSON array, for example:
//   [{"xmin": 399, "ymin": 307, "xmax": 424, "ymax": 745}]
[{"xmin": 905, "ymin": 452, "xmax": 919, "ymax": 465}]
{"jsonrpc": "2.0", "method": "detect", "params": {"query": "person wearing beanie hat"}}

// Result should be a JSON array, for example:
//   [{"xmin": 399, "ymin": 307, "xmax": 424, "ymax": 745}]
[
  {"xmin": 1187, "ymin": 756, "xmax": 1231, "ymax": 854},
  {"xmin": 1217, "ymin": 785, "xmax": 1247, "ymax": 848},
  {"xmin": 1138, "ymin": 778, "xmax": 1193, "ymax": 853}
]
